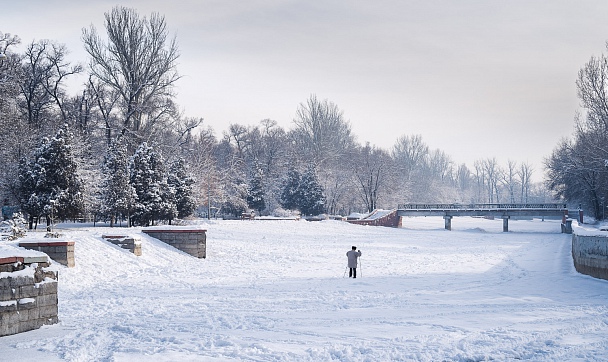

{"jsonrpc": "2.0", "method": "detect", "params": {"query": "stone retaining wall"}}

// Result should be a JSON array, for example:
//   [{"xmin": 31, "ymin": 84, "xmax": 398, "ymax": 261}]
[
  {"xmin": 0, "ymin": 257, "xmax": 59, "ymax": 336},
  {"xmin": 18, "ymin": 241, "xmax": 75, "ymax": 267},
  {"xmin": 572, "ymin": 232, "xmax": 608, "ymax": 280},
  {"xmin": 142, "ymin": 229, "xmax": 207, "ymax": 258},
  {"xmin": 102, "ymin": 235, "xmax": 142, "ymax": 256}
]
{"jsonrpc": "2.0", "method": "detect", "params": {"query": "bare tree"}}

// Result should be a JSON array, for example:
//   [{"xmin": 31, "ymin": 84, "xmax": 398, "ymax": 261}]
[
  {"xmin": 19, "ymin": 40, "xmax": 81, "ymax": 128},
  {"xmin": 545, "ymin": 137, "xmax": 604, "ymax": 217},
  {"xmin": 455, "ymin": 163, "xmax": 474, "ymax": 203},
  {"xmin": 86, "ymin": 77, "xmax": 120, "ymax": 145},
  {"xmin": 473, "ymin": 160, "xmax": 486, "ymax": 203},
  {"xmin": 291, "ymin": 95, "xmax": 356, "ymax": 214},
  {"xmin": 502, "ymin": 160, "xmax": 518, "ymax": 204},
  {"xmin": 41, "ymin": 42, "xmax": 82, "ymax": 122},
  {"xmin": 82, "ymin": 6, "xmax": 180, "ymax": 143},
  {"xmin": 185, "ymin": 127, "xmax": 220, "ymax": 218},
  {"xmin": 576, "ymin": 49, "xmax": 608, "ymax": 130},
  {"xmin": 291, "ymin": 94, "xmax": 355, "ymax": 166},
  {"xmin": 482, "ymin": 158, "xmax": 502, "ymax": 203},
  {"xmin": 545, "ymin": 42, "xmax": 608, "ymax": 218},
  {"xmin": 518, "ymin": 161, "xmax": 534, "ymax": 203},
  {"xmin": 392, "ymin": 134, "xmax": 428, "ymax": 181},
  {"xmin": 352, "ymin": 144, "xmax": 392, "ymax": 212},
  {"xmin": 390, "ymin": 134, "xmax": 429, "ymax": 203},
  {"xmin": 427, "ymin": 149, "xmax": 453, "ymax": 181}
]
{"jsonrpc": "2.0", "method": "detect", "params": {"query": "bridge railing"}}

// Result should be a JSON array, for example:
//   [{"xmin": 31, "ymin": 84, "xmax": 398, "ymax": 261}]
[{"xmin": 397, "ymin": 203, "xmax": 568, "ymax": 210}]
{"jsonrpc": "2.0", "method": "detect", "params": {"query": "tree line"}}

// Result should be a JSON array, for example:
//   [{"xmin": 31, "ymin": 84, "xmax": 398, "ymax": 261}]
[{"xmin": 0, "ymin": 6, "xmax": 556, "ymax": 228}]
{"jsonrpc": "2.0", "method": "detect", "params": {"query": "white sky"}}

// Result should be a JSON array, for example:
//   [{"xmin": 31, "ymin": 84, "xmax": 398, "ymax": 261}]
[{"xmin": 4, "ymin": 1, "xmax": 608, "ymax": 181}]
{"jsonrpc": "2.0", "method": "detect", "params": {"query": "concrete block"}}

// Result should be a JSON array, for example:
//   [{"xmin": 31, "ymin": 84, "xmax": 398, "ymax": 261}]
[
  {"xmin": 28, "ymin": 306, "xmax": 40, "ymax": 320},
  {"xmin": 0, "ymin": 286, "xmax": 15, "ymax": 301},
  {"xmin": 0, "ymin": 301, "xmax": 17, "ymax": 313},
  {"xmin": 18, "ymin": 309, "xmax": 31, "ymax": 322},
  {"xmin": 37, "ymin": 293, "xmax": 57, "ymax": 307},
  {"xmin": 39, "ymin": 304, "xmax": 58, "ymax": 318},
  {"xmin": 17, "ymin": 297, "xmax": 37, "ymax": 310},
  {"xmin": 9, "ymin": 276, "xmax": 33, "ymax": 288},
  {"xmin": 18, "ymin": 318, "xmax": 43, "ymax": 334},
  {"xmin": 17, "ymin": 285, "xmax": 38, "ymax": 299},
  {"xmin": 43, "ymin": 315, "xmax": 59, "ymax": 325},
  {"xmin": 37, "ymin": 281, "xmax": 58, "ymax": 296},
  {"xmin": 0, "ymin": 311, "xmax": 20, "ymax": 336},
  {"xmin": 0, "ymin": 309, "xmax": 20, "ymax": 326}
]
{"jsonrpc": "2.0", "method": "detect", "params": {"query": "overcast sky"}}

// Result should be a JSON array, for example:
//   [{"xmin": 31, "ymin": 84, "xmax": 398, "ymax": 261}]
[{"xmin": 4, "ymin": 1, "xmax": 608, "ymax": 181}]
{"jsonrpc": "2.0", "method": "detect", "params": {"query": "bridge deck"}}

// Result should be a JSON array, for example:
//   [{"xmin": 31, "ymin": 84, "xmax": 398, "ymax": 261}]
[
  {"xmin": 396, "ymin": 204, "xmax": 577, "ymax": 232},
  {"xmin": 397, "ymin": 203, "xmax": 569, "ymax": 217}
]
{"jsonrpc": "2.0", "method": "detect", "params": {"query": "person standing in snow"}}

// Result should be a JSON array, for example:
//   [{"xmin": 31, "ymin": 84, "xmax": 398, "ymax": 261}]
[{"xmin": 346, "ymin": 246, "xmax": 362, "ymax": 278}]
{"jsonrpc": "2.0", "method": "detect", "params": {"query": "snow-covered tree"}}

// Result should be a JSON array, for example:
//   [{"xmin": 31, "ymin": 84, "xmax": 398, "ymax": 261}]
[
  {"xmin": 299, "ymin": 165, "xmax": 325, "ymax": 216},
  {"xmin": 18, "ymin": 125, "xmax": 84, "ymax": 229},
  {"xmin": 214, "ymin": 138, "xmax": 248, "ymax": 217},
  {"xmin": 247, "ymin": 168, "xmax": 265, "ymax": 214},
  {"xmin": 0, "ymin": 32, "xmax": 33, "ymax": 205},
  {"xmin": 280, "ymin": 165, "xmax": 325, "ymax": 216},
  {"xmin": 290, "ymin": 95, "xmax": 356, "ymax": 214},
  {"xmin": 280, "ymin": 167, "xmax": 301, "ymax": 212},
  {"xmin": 167, "ymin": 158, "xmax": 196, "ymax": 219},
  {"xmin": 352, "ymin": 143, "xmax": 392, "ymax": 212},
  {"xmin": 101, "ymin": 139, "xmax": 135, "ymax": 226},
  {"xmin": 129, "ymin": 142, "xmax": 175, "ymax": 226},
  {"xmin": 82, "ymin": 6, "xmax": 180, "ymax": 142}
]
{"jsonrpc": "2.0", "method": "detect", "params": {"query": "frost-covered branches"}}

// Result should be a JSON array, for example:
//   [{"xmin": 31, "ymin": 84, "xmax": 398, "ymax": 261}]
[
  {"xmin": 82, "ymin": 6, "xmax": 180, "ymax": 143},
  {"xmin": 546, "ymin": 42, "xmax": 608, "ymax": 218}
]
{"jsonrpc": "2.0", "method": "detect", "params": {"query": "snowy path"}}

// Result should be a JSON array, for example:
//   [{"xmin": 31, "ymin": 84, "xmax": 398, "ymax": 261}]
[{"xmin": 1, "ymin": 217, "xmax": 608, "ymax": 361}]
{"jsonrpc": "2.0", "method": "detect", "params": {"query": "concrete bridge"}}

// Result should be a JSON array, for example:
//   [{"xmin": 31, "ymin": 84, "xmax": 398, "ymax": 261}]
[{"xmin": 396, "ymin": 203, "xmax": 580, "ymax": 232}]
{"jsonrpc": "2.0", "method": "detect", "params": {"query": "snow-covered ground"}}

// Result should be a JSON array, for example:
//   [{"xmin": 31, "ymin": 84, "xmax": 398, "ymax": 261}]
[{"xmin": 1, "ymin": 216, "xmax": 608, "ymax": 361}]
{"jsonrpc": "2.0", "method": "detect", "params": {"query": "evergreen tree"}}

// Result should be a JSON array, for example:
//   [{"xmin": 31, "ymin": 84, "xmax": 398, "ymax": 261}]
[
  {"xmin": 247, "ymin": 169, "xmax": 266, "ymax": 214},
  {"xmin": 279, "ymin": 166, "xmax": 325, "ymax": 216},
  {"xmin": 130, "ymin": 142, "xmax": 175, "ymax": 226},
  {"xmin": 168, "ymin": 158, "xmax": 196, "ymax": 219},
  {"xmin": 280, "ymin": 167, "xmax": 301, "ymax": 211},
  {"xmin": 299, "ymin": 165, "xmax": 325, "ymax": 216},
  {"xmin": 19, "ymin": 157, "xmax": 46, "ymax": 229},
  {"xmin": 101, "ymin": 139, "xmax": 135, "ymax": 226},
  {"xmin": 18, "ymin": 125, "xmax": 84, "ymax": 228}
]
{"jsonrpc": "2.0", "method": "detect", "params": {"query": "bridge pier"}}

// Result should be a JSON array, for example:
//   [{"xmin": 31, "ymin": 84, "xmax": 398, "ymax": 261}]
[
  {"xmin": 443, "ymin": 216, "xmax": 452, "ymax": 230},
  {"xmin": 502, "ymin": 216, "xmax": 509, "ymax": 232}
]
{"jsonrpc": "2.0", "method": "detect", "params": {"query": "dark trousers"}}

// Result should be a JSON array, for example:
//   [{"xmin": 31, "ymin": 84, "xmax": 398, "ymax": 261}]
[{"xmin": 349, "ymin": 268, "xmax": 357, "ymax": 278}]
